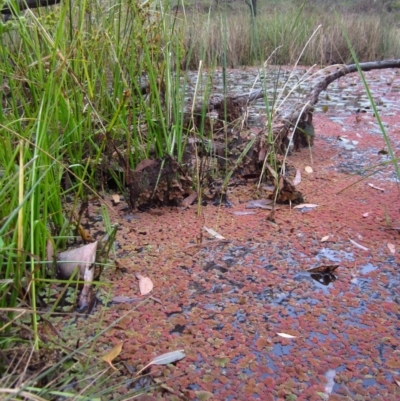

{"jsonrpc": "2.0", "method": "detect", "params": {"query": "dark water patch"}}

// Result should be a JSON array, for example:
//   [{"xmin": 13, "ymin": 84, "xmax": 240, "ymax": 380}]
[
  {"xmin": 259, "ymin": 262, "xmax": 277, "ymax": 272},
  {"xmin": 128, "ymin": 375, "xmax": 155, "ymax": 392},
  {"xmin": 122, "ymin": 213, "xmax": 140, "ymax": 222},
  {"xmin": 221, "ymin": 255, "xmax": 236, "ymax": 266},
  {"xmin": 169, "ymin": 324, "xmax": 186, "ymax": 335},
  {"xmin": 203, "ymin": 261, "xmax": 228, "ymax": 273},
  {"xmin": 215, "ymin": 275, "xmax": 245, "ymax": 289},
  {"xmin": 182, "ymin": 302, "xmax": 197, "ymax": 314},
  {"xmin": 210, "ymin": 284, "xmax": 225, "ymax": 293},
  {"xmin": 213, "ymin": 323, "xmax": 225, "ymax": 331},
  {"xmin": 254, "ymin": 288, "xmax": 290, "ymax": 304},
  {"xmin": 234, "ymin": 309, "xmax": 247, "ymax": 324},
  {"xmin": 189, "ymin": 281, "xmax": 208, "ymax": 295},
  {"xmin": 226, "ymin": 245, "xmax": 253, "ymax": 258},
  {"xmin": 203, "ymin": 303, "xmax": 224, "ymax": 312}
]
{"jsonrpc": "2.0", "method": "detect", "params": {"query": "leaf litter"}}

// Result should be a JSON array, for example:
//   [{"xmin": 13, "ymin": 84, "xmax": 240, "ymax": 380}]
[
  {"xmin": 203, "ymin": 226, "xmax": 225, "ymax": 239},
  {"xmin": 135, "ymin": 273, "xmax": 154, "ymax": 295},
  {"xmin": 277, "ymin": 333, "xmax": 297, "ymax": 339},
  {"xmin": 101, "ymin": 341, "xmax": 124, "ymax": 370},
  {"xmin": 293, "ymin": 203, "xmax": 318, "ymax": 209},
  {"xmin": 136, "ymin": 350, "xmax": 186, "ymax": 375},
  {"xmin": 293, "ymin": 168, "xmax": 301, "ymax": 186},
  {"xmin": 349, "ymin": 238, "xmax": 369, "ymax": 251}
]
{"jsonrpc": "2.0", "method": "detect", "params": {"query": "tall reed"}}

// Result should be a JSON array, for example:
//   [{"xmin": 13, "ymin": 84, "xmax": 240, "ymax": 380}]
[
  {"xmin": 183, "ymin": 4, "xmax": 400, "ymax": 68},
  {"xmin": 0, "ymin": 0, "xmax": 190, "ymax": 340}
]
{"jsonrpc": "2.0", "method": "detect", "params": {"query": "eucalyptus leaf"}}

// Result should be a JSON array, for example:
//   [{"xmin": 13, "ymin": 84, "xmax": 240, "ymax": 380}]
[
  {"xmin": 136, "ymin": 350, "xmax": 186, "ymax": 375},
  {"xmin": 151, "ymin": 349, "xmax": 186, "ymax": 365}
]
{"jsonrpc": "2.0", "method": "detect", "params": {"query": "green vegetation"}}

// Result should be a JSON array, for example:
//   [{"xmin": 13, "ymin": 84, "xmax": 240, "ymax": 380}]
[
  {"xmin": 0, "ymin": 0, "xmax": 399, "ymax": 397},
  {"xmin": 0, "ymin": 1, "xmax": 190, "ymax": 394},
  {"xmin": 0, "ymin": 0, "xmax": 186, "ymax": 323}
]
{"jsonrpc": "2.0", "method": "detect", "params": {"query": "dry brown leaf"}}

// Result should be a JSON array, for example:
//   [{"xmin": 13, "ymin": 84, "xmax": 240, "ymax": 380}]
[
  {"xmin": 387, "ymin": 243, "xmax": 396, "ymax": 255},
  {"xmin": 134, "ymin": 159, "xmax": 157, "ymax": 172},
  {"xmin": 112, "ymin": 194, "xmax": 120, "ymax": 204},
  {"xmin": 77, "ymin": 224, "xmax": 94, "ymax": 242},
  {"xmin": 135, "ymin": 273, "xmax": 154, "ymax": 295},
  {"xmin": 101, "ymin": 341, "xmax": 123, "ymax": 370},
  {"xmin": 293, "ymin": 169, "xmax": 302, "ymax": 186},
  {"xmin": 46, "ymin": 239, "xmax": 54, "ymax": 264},
  {"xmin": 305, "ymin": 166, "xmax": 313, "ymax": 174},
  {"xmin": 182, "ymin": 192, "xmax": 198, "ymax": 208}
]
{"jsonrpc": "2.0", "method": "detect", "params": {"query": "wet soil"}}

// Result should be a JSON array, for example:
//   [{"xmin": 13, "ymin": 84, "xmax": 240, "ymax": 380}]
[{"xmin": 60, "ymin": 67, "xmax": 400, "ymax": 400}]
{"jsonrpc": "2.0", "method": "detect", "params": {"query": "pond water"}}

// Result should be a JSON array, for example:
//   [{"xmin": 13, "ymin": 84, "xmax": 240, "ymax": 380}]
[
  {"xmin": 185, "ymin": 66, "xmax": 400, "ymax": 126},
  {"xmin": 74, "ymin": 66, "xmax": 400, "ymax": 400}
]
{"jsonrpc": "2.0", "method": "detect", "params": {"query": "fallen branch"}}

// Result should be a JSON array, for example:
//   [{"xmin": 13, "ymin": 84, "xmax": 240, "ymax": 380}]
[
  {"xmin": 281, "ymin": 59, "xmax": 400, "ymax": 150},
  {"xmin": 1, "ymin": 0, "xmax": 61, "ymax": 14},
  {"xmin": 206, "ymin": 59, "xmax": 400, "ymax": 152}
]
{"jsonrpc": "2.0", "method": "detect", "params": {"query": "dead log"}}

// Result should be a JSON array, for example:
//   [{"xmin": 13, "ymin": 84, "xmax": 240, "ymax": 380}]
[
  {"xmin": 183, "ymin": 59, "xmax": 400, "ymax": 204},
  {"xmin": 203, "ymin": 59, "xmax": 400, "ymax": 153},
  {"xmin": 1, "ymin": 0, "xmax": 61, "ymax": 14},
  {"xmin": 283, "ymin": 59, "xmax": 400, "ymax": 150}
]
